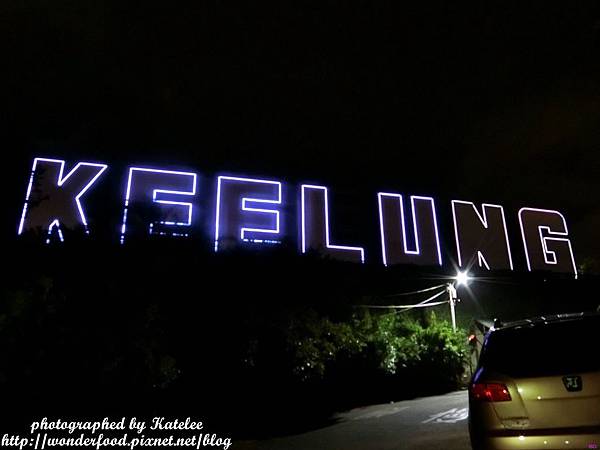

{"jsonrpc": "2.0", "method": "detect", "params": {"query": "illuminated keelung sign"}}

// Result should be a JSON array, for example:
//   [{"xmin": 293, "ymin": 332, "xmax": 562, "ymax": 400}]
[
  {"xmin": 378, "ymin": 193, "xmax": 442, "ymax": 267},
  {"xmin": 17, "ymin": 157, "xmax": 578, "ymax": 277},
  {"xmin": 215, "ymin": 176, "xmax": 282, "ymax": 251}
]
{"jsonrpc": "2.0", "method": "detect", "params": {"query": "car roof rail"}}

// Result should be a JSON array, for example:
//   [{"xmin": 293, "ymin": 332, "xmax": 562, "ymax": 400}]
[{"xmin": 495, "ymin": 312, "xmax": 600, "ymax": 331}]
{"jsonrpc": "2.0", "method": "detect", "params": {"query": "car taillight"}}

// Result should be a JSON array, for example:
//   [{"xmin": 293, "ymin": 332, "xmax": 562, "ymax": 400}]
[{"xmin": 471, "ymin": 383, "xmax": 512, "ymax": 402}]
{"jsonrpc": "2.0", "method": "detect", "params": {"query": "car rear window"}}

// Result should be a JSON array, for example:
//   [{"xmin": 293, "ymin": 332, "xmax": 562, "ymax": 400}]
[{"xmin": 479, "ymin": 316, "xmax": 600, "ymax": 378}]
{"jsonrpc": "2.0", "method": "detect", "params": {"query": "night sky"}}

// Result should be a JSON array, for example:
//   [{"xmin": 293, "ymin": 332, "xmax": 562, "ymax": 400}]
[{"xmin": 2, "ymin": 2, "xmax": 600, "ymax": 264}]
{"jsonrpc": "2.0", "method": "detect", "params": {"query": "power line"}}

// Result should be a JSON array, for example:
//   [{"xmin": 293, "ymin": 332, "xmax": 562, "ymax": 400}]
[
  {"xmin": 356, "ymin": 288, "xmax": 447, "ymax": 311},
  {"xmin": 383, "ymin": 284, "xmax": 446, "ymax": 297},
  {"xmin": 361, "ymin": 300, "xmax": 449, "ymax": 309}
]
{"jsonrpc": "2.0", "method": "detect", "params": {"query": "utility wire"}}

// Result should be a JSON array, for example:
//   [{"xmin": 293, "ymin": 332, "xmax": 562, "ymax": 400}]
[
  {"xmin": 362, "ymin": 300, "xmax": 449, "ymax": 309},
  {"xmin": 356, "ymin": 289, "xmax": 447, "ymax": 311},
  {"xmin": 395, "ymin": 290, "xmax": 449, "ymax": 314},
  {"xmin": 383, "ymin": 284, "xmax": 446, "ymax": 297}
]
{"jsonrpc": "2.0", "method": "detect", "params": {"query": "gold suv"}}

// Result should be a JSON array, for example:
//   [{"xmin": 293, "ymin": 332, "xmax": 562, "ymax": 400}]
[{"xmin": 469, "ymin": 312, "xmax": 600, "ymax": 450}]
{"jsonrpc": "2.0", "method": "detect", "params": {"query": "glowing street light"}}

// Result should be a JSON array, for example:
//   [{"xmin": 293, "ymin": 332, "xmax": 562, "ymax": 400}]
[{"xmin": 455, "ymin": 270, "xmax": 470, "ymax": 286}]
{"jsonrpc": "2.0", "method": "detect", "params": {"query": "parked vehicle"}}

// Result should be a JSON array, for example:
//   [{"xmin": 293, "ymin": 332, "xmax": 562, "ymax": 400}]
[{"xmin": 469, "ymin": 312, "xmax": 600, "ymax": 450}]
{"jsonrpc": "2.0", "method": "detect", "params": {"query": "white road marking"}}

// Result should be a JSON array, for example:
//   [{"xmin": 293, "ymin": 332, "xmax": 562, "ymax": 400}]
[{"xmin": 422, "ymin": 407, "xmax": 468, "ymax": 424}]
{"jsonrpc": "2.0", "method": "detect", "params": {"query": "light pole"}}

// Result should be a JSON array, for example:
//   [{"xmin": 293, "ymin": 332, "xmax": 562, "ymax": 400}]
[{"xmin": 448, "ymin": 271, "xmax": 470, "ymax": 331}]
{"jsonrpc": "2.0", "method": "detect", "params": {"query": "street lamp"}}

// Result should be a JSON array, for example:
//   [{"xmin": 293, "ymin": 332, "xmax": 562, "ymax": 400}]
[
  {"xmin": 455, "ymin": 270, "xmax": 470, "ymax": 287},
  {"xmin": 448, "ymin": 271, "xmax": 470, "ymax": 331}
]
